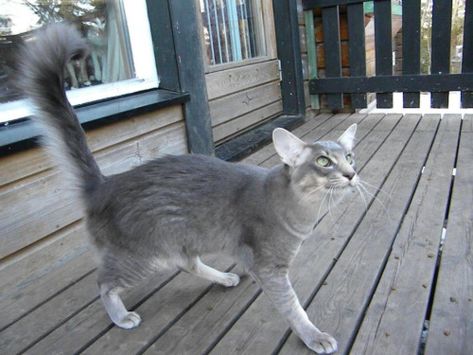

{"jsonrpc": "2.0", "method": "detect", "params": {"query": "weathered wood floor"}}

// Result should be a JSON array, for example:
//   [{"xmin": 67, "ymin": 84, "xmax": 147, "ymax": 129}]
[{"xmin": 1, "ymin": 113, "xmax": 472, "ymax": 354}]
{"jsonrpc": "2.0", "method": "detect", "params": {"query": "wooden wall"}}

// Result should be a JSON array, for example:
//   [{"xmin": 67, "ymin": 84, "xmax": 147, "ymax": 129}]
[
  {"xmin": 204, "ymin": 1, "xmax": 283, "ymax": 144},
  {"xmin": 0, "ymin": 105, "xmax": 188, "ymax": 325}
]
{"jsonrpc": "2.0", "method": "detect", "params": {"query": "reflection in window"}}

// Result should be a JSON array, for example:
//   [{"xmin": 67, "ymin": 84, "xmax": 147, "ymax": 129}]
[
  {"xmin": 0, "ymin": 0, "xmax": 134, "ymax": 104},
  {"xmin": 199, "ymin": 0, "xmax": 266, "ymax": 66}
]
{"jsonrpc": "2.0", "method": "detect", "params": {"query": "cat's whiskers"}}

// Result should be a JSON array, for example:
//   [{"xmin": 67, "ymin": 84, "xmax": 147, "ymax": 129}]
[
  {"xmin": 316, "ymin": 187, "xmax": 331, "ymax": 225},
  {"xmin": 309, "ymin": 184, "xmax": 328, "ymax": 195},
  {"xmin": 358, "ymin": 179, "xmax": 392, "ymax": 200},
  {"xmin": 328, "ymin": 187, "xmax": 334, "ymax": 217},
  {"xmin": 355, "ymin": 184, "xmax": 369, "ymax": 211},
  {"xmin": 357, "ymin": 181, "xmax": 390, "ymax": 216}
]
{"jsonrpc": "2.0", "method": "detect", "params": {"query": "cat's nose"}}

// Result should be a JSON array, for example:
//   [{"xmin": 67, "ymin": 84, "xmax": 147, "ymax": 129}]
[{"xmin": 343, "ymin": 172, "xmax": 356, "ymax": 180}]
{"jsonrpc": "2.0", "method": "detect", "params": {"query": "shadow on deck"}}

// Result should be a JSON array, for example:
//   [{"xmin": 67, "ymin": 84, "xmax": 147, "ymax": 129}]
[{"xmin": 1, "ymin": 112, "xmax": 472, "ymax": 354}]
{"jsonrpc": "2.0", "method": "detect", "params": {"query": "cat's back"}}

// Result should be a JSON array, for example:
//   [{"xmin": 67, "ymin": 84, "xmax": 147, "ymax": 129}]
[
  {"xmin": 133, "ymin": 154, "xmax": 266, "ymax": 188},
  {"xmin": 92, "ymin": 154, "xmax": 268, "ymax": 212}
]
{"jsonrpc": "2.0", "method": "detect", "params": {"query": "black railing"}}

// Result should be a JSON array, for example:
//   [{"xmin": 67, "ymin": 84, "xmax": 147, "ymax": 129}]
[{"xmin": 303, "ymin": 0, "xmax": 473, "ymax": 110}]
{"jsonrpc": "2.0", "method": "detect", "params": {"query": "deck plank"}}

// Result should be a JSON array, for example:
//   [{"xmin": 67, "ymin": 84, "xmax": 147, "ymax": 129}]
[
  {"xmin": 208, "ymin": 114, "xmax": 414, "ymax": 354},
  {"xmin": 139, "ymin": 113, "xmax": 382, "ymax": 354},
  {"xmin": 425, "ymin": 114, "xmax": 473, "ymax": 355},
  {"xmin": 351, "ymin": 114, "xmax": 461, "ymax": 354},
  {"xmin": 0, "ymin": 223, "xmax": 94, "ymax": 331},
  {"xmin": 0, "ymin": 271, "xmax": 97, "ymax": 353},
  {"xmin": 22, "ymin": 267, "xmax": 178, "ymax": 354},
  {"xmin": 279, "ymin": 114, "xmax": 438, "ymax": 354}
]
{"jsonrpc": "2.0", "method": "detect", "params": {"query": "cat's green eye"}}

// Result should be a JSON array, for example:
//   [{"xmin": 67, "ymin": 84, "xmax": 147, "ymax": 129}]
[
  {"xmin": 346, "ymin": 154, "xmax": 353, "ymax": 164},
  {"xmin": 316, "ymin": 156, "xmax": 332, "ymax": 167}
]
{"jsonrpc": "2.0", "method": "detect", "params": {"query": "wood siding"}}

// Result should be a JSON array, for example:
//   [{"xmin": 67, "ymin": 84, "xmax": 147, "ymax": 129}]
[
  {"xmin": 204, "ymin": 1, "xmax": 282, "ymax": 144},
  {"xmin": 206, "ymin": 59, "xmax": 282, "ymax": 144},
  {"xmin": 0, "ymin": 105, "xmax": 188, "ymax": 328}
]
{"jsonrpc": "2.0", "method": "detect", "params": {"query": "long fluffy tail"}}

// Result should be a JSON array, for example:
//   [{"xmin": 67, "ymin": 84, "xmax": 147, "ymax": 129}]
[{"xmin": 19, "ymin": 23, "xmax": 104, "ymax": 196}]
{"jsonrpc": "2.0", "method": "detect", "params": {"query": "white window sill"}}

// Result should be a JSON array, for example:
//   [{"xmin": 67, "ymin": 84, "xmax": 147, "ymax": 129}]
[{"xmin": 0, "ymin": 78, "xmax": 159, "ymax": 124}]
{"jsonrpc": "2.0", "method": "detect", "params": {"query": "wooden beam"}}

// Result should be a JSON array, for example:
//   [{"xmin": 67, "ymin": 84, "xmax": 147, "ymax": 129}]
[
  {"xmin": 309, "ymin": 73, "xmax": 473, "ymax": 94},
  {"xmin": 402, "ymin": 0, "xmax": 421, "ymax": 108},
  {"xmin": 461, "ymin": 0, "xmax": 473, "ymax": 107},
  {"xmin": 347, "ymin": 3, "xmax": 367, "ymax": 108},
  {"xmin": 430, "ymin": 0, "xmax": 453, "ymax": 108},
  {"xmin": 374, "ymin": 0, "xmax": 393, "ymax": 108},
  {"xmin": 304, "ymin": 10, "xmax": 320, "ymax": 109},
  {"xmin": 321, "ymin": 6, "xmax": 344, "ymax": 110},
  {"xmin": 273, "ymin": 0, "xmax": 306, "ymax": 116},
  {"xmin": 167, "ymin": 0, "xmax": 215, "ymax": 155}
]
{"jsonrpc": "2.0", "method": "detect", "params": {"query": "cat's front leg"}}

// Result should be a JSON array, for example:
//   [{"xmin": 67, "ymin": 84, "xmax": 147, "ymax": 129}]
[{"xmin": 251, "ymin": 267, "xmax": 337, "ymax": 354}]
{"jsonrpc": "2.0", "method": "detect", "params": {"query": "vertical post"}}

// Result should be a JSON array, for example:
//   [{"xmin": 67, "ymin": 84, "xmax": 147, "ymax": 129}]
[
  {"xmin": 272, "ymin": 0, "xmax": 306, "ymax": 116},
  {"xmin": 374, "ymin": 0, "xmax": 393, "ymax": 108},
  {"xmin": 461, "ymin": 0, "xmax": 473, "ymax": 107},
  {"xmin": 304, "ymin": 10, "xmax": 320, "ymax": 110},
  {"xmin": 402, "ymin": 0, "xmax": 421, "ymax": 108},
  {"xmin": 431, "ymin": 0, "xmax": 452, "ymax": 108},
  {"xmin": 347, "ymin": 3, "xmax": 367, "ymax": 108},
  {"xmin": 167, "ymin": 0, "xmax": 215, "ymax": 155},
  {"xmin": 322, "ymin": 6, "xmax": 344, "ymax": 110}
]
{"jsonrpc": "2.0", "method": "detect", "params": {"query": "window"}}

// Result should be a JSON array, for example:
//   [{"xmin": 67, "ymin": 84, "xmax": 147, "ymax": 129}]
[
  {"xmin": 0, "ymin": 0, "xmax": 158, "ymax": 123},
  {"xmin": 199, "ymin": 0, "xmax": 266, "ymax": 66}
]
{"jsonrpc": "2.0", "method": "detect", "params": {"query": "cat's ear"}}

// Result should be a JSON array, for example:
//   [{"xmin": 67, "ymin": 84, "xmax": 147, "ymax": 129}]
[
  {"xmin": 337, "ymin": 124, "xmax": 357, "ymax": 151},
  {"xmin": 273, "ymin": 128, "xmax": 307, "ymax": 166}
]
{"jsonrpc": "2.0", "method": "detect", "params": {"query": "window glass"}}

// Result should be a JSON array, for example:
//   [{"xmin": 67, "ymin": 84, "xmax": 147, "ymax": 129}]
[
  {"xmin": 199, "ymin": 0, "xmax": 266, "ymax": 66},
  {"xmin": 0, "ymin": 0, "xmax": 158, "ymax": 124}
]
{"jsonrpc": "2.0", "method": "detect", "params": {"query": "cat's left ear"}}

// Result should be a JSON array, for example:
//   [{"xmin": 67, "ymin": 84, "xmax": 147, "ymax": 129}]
[
  {"xmin": 273, "ymin": 128, "xmax": 307, "ymax": 167},
  {"xmin": 337, "ymin": 124, "xmax": 357, "ymax": 151}
]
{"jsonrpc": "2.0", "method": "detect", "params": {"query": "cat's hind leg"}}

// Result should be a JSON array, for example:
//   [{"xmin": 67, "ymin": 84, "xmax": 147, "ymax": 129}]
[
  {"xmin": 184, "ymin": 256, "xmax": 240, "ymax": 287},
  {"xmin": 97, "ymin": 255, "xmax": 145, "ymax": 329},
  {"xmin": 99, "ymin": 283, "xmax": 142, "ymax": 329}
]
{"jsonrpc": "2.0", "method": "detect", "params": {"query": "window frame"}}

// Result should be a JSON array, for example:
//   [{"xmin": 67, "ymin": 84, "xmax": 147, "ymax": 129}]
[
  {"xmin": 0, "ymin": 0, "xmax": 193, "ymax": 153},
  {"xmin": 0, "ymin": 0, "xmax": 158, "ymax": 124},
  {"xmin": 198, "ymin": 0, "xmax": 278, "ymax": 74}
]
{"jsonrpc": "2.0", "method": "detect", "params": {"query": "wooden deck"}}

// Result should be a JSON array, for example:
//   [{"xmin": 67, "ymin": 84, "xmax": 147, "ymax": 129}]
[{"xmin": 1, "ymin": 113, "xmax": 472, "ymax": 354}]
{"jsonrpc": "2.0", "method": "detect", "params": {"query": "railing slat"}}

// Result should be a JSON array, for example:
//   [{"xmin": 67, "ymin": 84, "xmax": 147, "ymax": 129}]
[
  {"xmin": 461, "ymin": 0, "xmax": 473, "ymax": 108},
  {"xmin": 322, "ymin": 6, "xmax": 344, "ymax": 110},
  {"xmin": 347, "ymin": 3, "xmax": 367, "ymax": 108},
  {"xmin": 431, "ymin": 0, "xmax": 453, "ymax": 108},
  {"xmin": 402, "ymin": 0, "xmax": 421, "ymax": 108},
  {"xmin": 304, "ymin": 10, "xmax": 320, "ymax": 109},
  {"xmin": 374, "ymin": 0, "xmax": 393, "ymax": 108}
]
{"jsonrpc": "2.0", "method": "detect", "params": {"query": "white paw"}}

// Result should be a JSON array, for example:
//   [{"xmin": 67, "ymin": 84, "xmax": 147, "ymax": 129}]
[
  {"xmin": 219, "ymin": 273, "xmax": 240, "ymax": 287},
  {"xmin": 114, "ymin": 311, "xmax": 142, "ymax": 329},
  {"xmin": 305, "ymin": 331, "xmax": 338, "ymax": 354}
]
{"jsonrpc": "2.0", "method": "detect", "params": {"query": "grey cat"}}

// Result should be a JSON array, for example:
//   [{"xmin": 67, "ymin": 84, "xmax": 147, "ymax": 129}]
[{"xmin": 19, "ymin": 24, "xmax": 359, "ymax": 354}]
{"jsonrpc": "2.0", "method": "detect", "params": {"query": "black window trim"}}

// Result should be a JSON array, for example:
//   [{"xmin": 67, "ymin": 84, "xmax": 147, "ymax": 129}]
[{"xmin": 0, "ymin": 89, "xmax": 189, "ymax": 155}]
